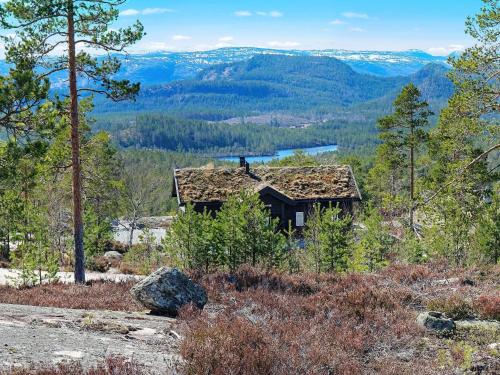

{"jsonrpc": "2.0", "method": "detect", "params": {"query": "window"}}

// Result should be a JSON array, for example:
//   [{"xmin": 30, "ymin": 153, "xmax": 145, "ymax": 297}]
[{"xmin": 296, "ymin": 212, "xmax": 304, "ymax": 227}]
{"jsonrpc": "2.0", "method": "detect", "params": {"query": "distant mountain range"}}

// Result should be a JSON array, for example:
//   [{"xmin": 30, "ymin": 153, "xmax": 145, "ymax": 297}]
[
  {"xmin": 0, "ymin": 47, "xmax": 449, "ymax": 88},
  {"xmin": 109, "ymin": 47, "xmax": 449, "ymax": 84},
  {"xmin": 94, "ymin": 54, "xmax": 452, "ymax": 123},
  {"xmin": 89, "ymin": 51, "xmax": 454, "ymax": 153}
]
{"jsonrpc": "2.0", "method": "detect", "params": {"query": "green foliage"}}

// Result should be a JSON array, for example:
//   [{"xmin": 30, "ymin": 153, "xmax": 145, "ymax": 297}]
[
  {"xmin": 421, "ymin": 0, "xmax": 499, "ymax": 265},
  {"xmin": 119, "ymin": 149, "xmax": 212, "ymax": 216},
  {"xmin": 95, "ymin": 112, "xmax": 379, "ymax": 157},
  {"xmin": 354, "ymin": 206, "xmax": 393, "ymax": 271},
  {"xmin": 164, "ymin": 205, "xmax": 218, "ymax": 271},
  {"xmin": 123, "ymin": 228, "xmax": 164, "ymax": 275},
  {"xmin": 305, "ymin": 203, "xmax": 352, "ymax": 273},
  {"xmin": 164, "ymin": 192, "xmax": 286, "ymax": 272},
  {"xmin": 473, "ymin": 187, "xmax": 500, "ymax": 264},
  {"xmin": 376, "ymin": 83, "xmax": 432, "ymax": 227},
  {"xmin": 9, "ymin": 196, "xmax": 59, "ymax": 286},
  {"xmin": 0, "ymin": 0, "xmax": 144, "ymax": 102}
]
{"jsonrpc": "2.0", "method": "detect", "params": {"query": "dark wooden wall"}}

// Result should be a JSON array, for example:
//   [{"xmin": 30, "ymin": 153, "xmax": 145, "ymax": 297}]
[{"xmin": 189, "ymin": 195, "xmax": 356, "ymax": 231}]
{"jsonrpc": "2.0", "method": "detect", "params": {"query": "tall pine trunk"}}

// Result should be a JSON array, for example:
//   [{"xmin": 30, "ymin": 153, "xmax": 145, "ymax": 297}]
[
  {"xmin": 67, "ymin": 0, "xmax": 85, "ymax": 284},
  {"xmin": 409, "ymin": 124, "xmax": 415, "ymax": 230}
]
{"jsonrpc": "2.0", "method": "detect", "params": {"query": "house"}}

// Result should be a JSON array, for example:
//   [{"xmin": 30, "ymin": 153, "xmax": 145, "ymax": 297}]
[{"xmin": 172, "ymin": 157, "xmax": 362, "ymax": 230}]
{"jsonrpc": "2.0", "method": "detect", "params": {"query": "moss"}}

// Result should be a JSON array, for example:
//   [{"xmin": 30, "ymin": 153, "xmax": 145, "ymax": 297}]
[{"xmin": 175, "ymin": 165, "xmax": 361, "ymax": 203}]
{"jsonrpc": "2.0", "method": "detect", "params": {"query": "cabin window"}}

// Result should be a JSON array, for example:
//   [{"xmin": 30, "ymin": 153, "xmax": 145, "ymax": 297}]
[{"xmin": 296, "ymin": 212, "xmax": 304, "ymax": 227}]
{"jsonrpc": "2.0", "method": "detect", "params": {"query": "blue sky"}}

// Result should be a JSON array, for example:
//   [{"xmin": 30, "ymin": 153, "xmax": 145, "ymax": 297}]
[{"xmin": 116, "ymin": 0, "xmax": 483, "ymax": 55}]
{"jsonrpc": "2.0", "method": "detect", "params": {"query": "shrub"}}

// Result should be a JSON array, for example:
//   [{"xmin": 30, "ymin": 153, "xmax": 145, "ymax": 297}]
[
  {"xmin": 427, "ymin": 293, "xmax": 475, "ymax": 320},
  {"xmin": 0, "ymin": 281, "xmax": 141, "ymax": 311},
  {"xmin": 122, "ymin": 242, "xmax": 165, "ymax": 275},
  {"xmin": 474, "ymin": 294, "xmax": 500, "ymax": 320},
  {"xmin": 181, "ymin": 267, "xmax": 421, "ymax": 375},
  {"xmin": 0, "ymin": 356, "xmax": 142, "ymax": 375},
  {"xmin": 86, "ymin": 255, "xmax": 120, "ymax": 273},
  {"xmin": 182, "ymin": 317, "xmax": 279, "ymax": 375}
]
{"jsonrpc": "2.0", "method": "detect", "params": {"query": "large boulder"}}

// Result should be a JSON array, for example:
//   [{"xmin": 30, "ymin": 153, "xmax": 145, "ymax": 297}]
[
  {"xmin": 131, "ymin": 267, "xmax": 207, "ymax": 315},
  {"xmin": 417, "ymin": 311, "xmax": 456, "ymax": 333}
]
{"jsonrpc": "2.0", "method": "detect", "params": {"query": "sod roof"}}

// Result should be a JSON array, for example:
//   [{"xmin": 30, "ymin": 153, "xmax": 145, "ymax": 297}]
[{"xmin": 173, "ymin": 165, "xmax": 361, "ymax": 204}]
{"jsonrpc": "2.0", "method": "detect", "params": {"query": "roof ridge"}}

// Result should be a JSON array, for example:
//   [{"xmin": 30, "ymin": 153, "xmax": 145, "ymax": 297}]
[{"xmin": 175, "ymin": 165, "xmax": 350, "ymax": 172}]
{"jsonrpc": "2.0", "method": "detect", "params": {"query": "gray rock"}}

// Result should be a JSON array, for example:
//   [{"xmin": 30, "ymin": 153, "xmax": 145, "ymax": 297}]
[
  {"xmin": 455, "ymin": 319, "xmax": 500, "ymax": 332},
  {"xmin": 417, "ymin": 311, "xmax": 456, "ymax": 333},
  {"xmin": 103, "ymin": 251, "xmax": 123, "ymax": 260},
  {"xmin": 130, "ymin": 267, "xmax": 207, "ymax": 315}
]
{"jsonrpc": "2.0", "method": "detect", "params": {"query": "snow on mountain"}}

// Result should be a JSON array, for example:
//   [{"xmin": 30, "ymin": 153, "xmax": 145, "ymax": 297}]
[{"xmin": 0, "ymin": 47, "xmax": 449, "ymax": 87}]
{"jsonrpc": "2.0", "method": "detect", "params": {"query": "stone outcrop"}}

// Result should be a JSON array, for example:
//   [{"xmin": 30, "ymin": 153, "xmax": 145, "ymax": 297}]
[
  {"xmin": 416, "ymin": 311, "xmax": 456, "ymax": 333},
  {"xmin": 131, "ymin": 267, "xmax": 207, "ymax": 315}
]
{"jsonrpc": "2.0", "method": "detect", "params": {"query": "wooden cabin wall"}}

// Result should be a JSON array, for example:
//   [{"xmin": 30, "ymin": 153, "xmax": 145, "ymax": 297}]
[{"xmin": 190, "ymin": 197, "xmax": 356, "ymax": 231}]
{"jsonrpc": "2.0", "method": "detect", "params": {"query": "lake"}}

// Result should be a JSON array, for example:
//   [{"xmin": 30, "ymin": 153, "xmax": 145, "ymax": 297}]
[{"xmin": 220, "ymin": 144, "xmax": 338, "ymax": 164}]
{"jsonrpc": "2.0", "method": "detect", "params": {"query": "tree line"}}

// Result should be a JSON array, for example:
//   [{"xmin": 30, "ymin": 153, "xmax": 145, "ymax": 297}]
[{"xmin": 0, "ymin": 0, "xmax": 498, "ymax": 285}]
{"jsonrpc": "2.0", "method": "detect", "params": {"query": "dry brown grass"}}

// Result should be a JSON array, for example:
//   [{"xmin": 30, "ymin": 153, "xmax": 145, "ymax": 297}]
[
  {"xmin": 475, "ymin": 293, "xmax": 500, "ymax": 320},
  {"xmin": 180, "ymin": 264, "xmax": 500, "ymax": 375},
  {"xmin": 1, "ymin": 356, "xmax": 143, "ymax": 375},
  {"xmin": 181, "ymin": 266, "xmax": 428, "ymax": 375},
  {"xmin": 0, "ymin": 281, "xmax": 142, "ymax": 311}
]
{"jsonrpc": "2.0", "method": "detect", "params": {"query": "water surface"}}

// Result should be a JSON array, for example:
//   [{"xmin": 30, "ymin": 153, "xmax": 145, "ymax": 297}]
[{"xmin": 220, "ymin": 144, "xmax": 338, "ymax": 164}]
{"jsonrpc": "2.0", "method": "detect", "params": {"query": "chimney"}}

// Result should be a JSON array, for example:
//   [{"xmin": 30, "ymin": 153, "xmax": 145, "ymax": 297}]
[
  {"xmin": 239, "ymin": 156, "xmax": 246, "ymax": 168},
  {"xmin": 245, "ymin": 161, "xmax": 250, "ymax": 174}
]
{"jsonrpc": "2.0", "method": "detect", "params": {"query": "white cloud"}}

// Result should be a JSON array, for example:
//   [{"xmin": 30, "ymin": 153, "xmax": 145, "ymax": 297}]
[
  {"xmin": 215, "ymin": 42, "xmax": 232, "ymax": 48},
  {"xmin": 120, "ymin": 9, "xmax": 140, "ymax": 16},
  {"xmin": 330, "ymin": 19, "xmax": 345, "ymax": 25},
  {"xmin": 237, "ymin": 10, "xmax": 283, "ymax": 17},
  {"xmin": 129, "ymin": 41, "xmax": 174, "ymax": 53},
  {"xmin": 218, "ymin": 36, "xmax": 234, "ymax": 42},
  {"xmin": 349, "ymin": 27, "xmax": 365, "ymax": 32},
  {"xmin": 120, "ymin": 8, "xmax": 173, "ymax": 16},
  {"xmin": 235, "ymin": 10, "xmax": 252, "ymax": 17},
  {"xmin": 172, "ymin": 35, "xmax": 191, "ymax": 41},
  {"xmin": 427, "ymin": 44, "xmax": 465, "ymax": 56},
  {"xmin": 342, "ymin": 12, "xmax": 370, "ymax": 19},
  {"xmin": 142, "ymin": 8, "xmax": 174, "ymax": 15},
  {"xmin": 267, "ymin": 41, "xmax": 301, "ymax": 48}
]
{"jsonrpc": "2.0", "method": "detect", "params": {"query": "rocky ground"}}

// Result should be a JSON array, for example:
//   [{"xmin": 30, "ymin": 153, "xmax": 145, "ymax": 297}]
[
  {"xmin": 0, "ymin": 268, "xmax": 143, "ymax": 287},
  {"xmin": 0, "ymin": 303, "xmax": 182, "ymax": 374}
]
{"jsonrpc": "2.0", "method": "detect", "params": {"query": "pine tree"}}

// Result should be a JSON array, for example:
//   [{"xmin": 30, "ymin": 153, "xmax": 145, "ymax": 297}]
[
  {"xmin": 377, "ymin": 84, "xmax": 432, "ymax": 230},
  {"xmin": 304, "ymin": 204, "xmax": 323, "ymax": 273},
  {"xmin": 356, "ymin": 206, "xmax": 392, "ymax": 271},
  {"xmin": 0, "ymin": 0, "xmax": 144, "ymax": 283},
  {"xmin": 319, "ymin": 205, "xmax": 352, "ymax": 273},
  {"xmin": 422, "ymin": 0, "xmax": 499, "ymax": 265}
]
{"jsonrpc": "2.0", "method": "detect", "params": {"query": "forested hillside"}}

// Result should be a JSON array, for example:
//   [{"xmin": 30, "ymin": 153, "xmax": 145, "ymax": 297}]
[
  {"xmin": 93, "ymin": 55, "xmax": 452, "ymax": 120},
  {"xmin": 92, "ymin": 56, "xmax": 450, "ymax": 155},
  {"xmin": 95, "ymin": 115, "xmax": 376, "ymax": 156}
]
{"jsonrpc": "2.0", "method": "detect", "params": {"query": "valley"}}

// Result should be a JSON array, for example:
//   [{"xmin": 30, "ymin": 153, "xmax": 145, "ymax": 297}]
[{"xmin": 91, "ymin": 53, "xmax": 452, "ymax": 158}]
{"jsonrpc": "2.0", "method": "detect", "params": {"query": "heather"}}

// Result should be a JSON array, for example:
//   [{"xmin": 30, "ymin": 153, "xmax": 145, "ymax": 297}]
[{"xmin": 179, "ymin": 264, "xmax": 500, "ymax": 375}]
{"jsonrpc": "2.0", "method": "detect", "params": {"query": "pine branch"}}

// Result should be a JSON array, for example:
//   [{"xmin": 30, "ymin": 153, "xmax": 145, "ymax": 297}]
[{"xmin": 416, "ymin": 143, "xmax": 500, "ymax": 209}]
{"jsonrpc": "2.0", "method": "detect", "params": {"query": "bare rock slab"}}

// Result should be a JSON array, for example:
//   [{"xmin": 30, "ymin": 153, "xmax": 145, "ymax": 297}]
[{"xmin": 131, "ymin": 267, "xmax": 207, "ymax": 315}]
